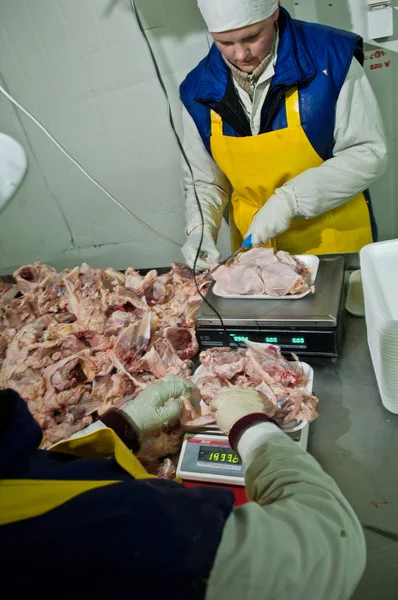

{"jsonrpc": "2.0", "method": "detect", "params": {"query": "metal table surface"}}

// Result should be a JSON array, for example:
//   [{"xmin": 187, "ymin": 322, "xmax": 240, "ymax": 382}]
[{"xmin": 308, "ymin": 315, "xmax": 398, "ymax": 600}]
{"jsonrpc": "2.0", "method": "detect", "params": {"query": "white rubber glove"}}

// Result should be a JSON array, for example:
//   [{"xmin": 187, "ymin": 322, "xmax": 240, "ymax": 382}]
[
  {"xmin": 121, "ymin": 375, "xmax": 196, "ymax": 432},
  {"xmin": 182, "ymin": 225, "xmax": 221, "ymax": 271},
  {"xmin": 245, "ymin": 191, "xmax": 299, "ymax": 246},
  {"xmin": 210, "ymin": 386, "xmax": 268, "ymax": 435}
]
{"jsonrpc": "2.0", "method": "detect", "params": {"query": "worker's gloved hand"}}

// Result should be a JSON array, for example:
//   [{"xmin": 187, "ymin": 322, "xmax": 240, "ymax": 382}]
[
  {"xmin": 210, "ymin": 386, "xmax": 269, "ymax": 435},
  {"xmin": 245, "ymin": 191, "xmax": 299, "ymax": 246},
  {"xmin": 121, "ymin": 376, "xmax": 196, "ymax": 433},
  {"xmin": 182, "ymin": 225, "xmax": 221, "ymax": 271}
]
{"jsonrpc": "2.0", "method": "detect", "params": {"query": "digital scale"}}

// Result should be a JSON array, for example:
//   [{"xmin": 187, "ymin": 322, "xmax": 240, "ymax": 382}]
[
  {"xmin": 177, "ymin": 426, "xmax": 309, "ymax": 488},
  {"xmin": 196, "ymin": 256, "xmax": 346, "ymax": 357},
  {"xmin": 177, "ymin": 434, "xmax": 246, "ymax": 486}
]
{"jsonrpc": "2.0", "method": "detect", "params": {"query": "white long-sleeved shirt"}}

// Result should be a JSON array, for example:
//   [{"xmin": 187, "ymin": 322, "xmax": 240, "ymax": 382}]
[
  {"xmin": 206, "ymin": 423, "xmax": 366, "ymax": 600},
  {"xmin": 183, "ymin": 53, "xmax": 387, "ymax": 236}
]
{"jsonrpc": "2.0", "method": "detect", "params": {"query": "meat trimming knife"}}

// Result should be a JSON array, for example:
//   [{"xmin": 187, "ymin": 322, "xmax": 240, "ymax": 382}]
[{"xmin": 207, "ymin": 235, "xmax": 253, "ymax": 279}]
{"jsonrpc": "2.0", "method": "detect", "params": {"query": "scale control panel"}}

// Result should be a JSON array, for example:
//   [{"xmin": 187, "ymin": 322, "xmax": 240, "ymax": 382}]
[
  {"xmin": 177, "ymin": 435, "xmax": 246, "ymax": 486},
  {"xmin": 196, "ymin": 327, "xmax": 341, "ymax": 357}
]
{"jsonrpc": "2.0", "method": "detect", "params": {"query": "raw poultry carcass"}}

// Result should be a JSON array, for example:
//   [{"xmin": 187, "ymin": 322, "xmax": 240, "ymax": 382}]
[
  {"xmin": 0, "ymin": 261, "xmax": 209, "ymax": 466},
  {"xmin": 212, "ymin": 248, "xmax": 313, "ymax": 296},
  {"xmin": 193, "ymin": 344, "xmax": 319, "ymax": 426}
]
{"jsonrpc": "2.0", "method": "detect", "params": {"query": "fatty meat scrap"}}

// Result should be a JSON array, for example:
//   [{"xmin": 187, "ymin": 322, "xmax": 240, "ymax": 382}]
[
  {"xmin": 0, "ymin": 262, "xmax": 208, "ymax": 476},
  {"xmin": 193, "ymin": 343, "xmax": 319, "ymax": 426},
  {"xmin": 212, "ymin": 248, "xmax": 314, "ymax": 296}
]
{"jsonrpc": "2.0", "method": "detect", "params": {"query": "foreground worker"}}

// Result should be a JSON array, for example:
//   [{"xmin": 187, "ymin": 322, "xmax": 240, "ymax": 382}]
[
  {"xmin": 181, "ymin": 0, "xmax": 387, "ymax": 270},
  {"xmin": 1, "ymin": 377, "xmax": 365, "ymax": 599}
]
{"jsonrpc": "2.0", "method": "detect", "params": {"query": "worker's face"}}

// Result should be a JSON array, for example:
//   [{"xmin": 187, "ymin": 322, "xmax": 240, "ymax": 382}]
[{"xmin": 212, "ymin": 11, "xmax": 279, "ymax": 73}]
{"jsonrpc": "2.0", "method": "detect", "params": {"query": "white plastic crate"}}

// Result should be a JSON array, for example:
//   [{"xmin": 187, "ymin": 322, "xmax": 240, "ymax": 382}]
[{"xmin": 360, "ymin": 240, "xmax": 398, "ymax": 414}]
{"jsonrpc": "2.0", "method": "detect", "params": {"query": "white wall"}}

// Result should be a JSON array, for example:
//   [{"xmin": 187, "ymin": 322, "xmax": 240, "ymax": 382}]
[
  {"xmin": 0, "ymin": 0, "xmax": 233, "ymax": 273},
  {"xmin": 0, "ymin": 0, "xmax": 395, "ymax": 274}
]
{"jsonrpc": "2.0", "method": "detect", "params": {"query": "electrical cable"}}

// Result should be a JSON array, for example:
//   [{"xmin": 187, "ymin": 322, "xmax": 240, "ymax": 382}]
[
  {"xmin": 129, "ymin": 0, "xmax": 244, "ymax": 348},
  {"xmin": 0, "ymin": 83, "xmax": 181, "ymax": 249}
]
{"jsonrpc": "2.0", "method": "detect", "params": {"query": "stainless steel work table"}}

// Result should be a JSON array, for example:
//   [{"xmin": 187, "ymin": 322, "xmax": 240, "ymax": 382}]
[{"xmin": 308, "ymin": 314, "xmax": 398, "ymax": 599}]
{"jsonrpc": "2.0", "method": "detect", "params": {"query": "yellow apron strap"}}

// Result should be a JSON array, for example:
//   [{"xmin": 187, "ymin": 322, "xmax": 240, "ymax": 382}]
[
  {"xmin": 0, "ymin": 478, "xmax": 119, "ymax": 526},
  {"xmin": 0, "ymin": 429, "xmax": 158, "ymax": 527},
  {"xmin": 211, "ymin": 109, "xmax": 223, "ymax": 136},
  {"xmin": 285, "ymin": 87, "xmax": 300, "ymax": 128},
  {"xmin": 51, "ymin": 428, "xmax": 157, "ymax": 481}
]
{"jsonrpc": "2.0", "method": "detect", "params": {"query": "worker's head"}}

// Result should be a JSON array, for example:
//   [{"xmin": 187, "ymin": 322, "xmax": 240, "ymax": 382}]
[{"xmin": 198, "ymin": 0, "xmax": 279, "ymax": 73}]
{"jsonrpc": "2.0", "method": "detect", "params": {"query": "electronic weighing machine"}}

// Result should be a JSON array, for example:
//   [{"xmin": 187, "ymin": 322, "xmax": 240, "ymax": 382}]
[
  {"xmin": 195, "ymin": 256, "xmax": 346, "ymax": 358},
  {"xmin": 183, "ymin": 257, "xmax": 345, "ymax": 499}
]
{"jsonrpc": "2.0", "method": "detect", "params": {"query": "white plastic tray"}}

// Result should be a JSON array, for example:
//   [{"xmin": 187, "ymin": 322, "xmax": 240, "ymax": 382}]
[
  {"xmin": 193, "ymin": 359, "xmax": 314, "ymax": 434},
  {"xmin": 213, "ymin": 254, "xmax": 320, "ymax": 300}
]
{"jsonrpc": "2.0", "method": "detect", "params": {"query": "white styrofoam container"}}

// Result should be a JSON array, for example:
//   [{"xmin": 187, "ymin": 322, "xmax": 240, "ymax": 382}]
[
  {"xmin": 361, "ymin": 240, "xmax": 398, "ymax": 413},
  {"xmin": 213, "ymin": 255, "xmax": 320, "ymax": 300}
]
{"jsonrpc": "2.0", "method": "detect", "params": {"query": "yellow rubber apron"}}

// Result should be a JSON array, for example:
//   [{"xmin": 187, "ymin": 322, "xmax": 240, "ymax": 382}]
[
  {"xmin": 210, "ymin": 87, "xmax": 373, "ymax": 254},
  {"xmin": 0, "ymin": 428, "xmax": 156, "ymax": 526}
]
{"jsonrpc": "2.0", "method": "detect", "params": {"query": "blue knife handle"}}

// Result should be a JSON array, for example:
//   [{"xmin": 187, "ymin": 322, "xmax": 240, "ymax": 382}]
[{"xmin": 242, "ymin": 235, "xmax": 252, "ymax": 249}]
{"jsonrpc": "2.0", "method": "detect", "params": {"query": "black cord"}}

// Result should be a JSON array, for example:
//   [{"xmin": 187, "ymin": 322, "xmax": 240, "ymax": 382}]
[{"xmin": 130, "ymin": 0, "xmax": 244, "ymax": 348}]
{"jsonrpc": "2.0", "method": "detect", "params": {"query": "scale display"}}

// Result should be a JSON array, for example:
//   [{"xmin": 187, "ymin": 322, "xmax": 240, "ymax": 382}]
[
  {"xmin": 199, "ymin": 446, "xmax": 242, "ymax": 465},
  {"xmin": 232, "ymin": 334, "xmax": 306, "ymax": 346},
  {"xmin": 197, "ymin": 328, "xmax": 341, "ymax": 356},
  {"xmin": 177, "ymin": 434, "xmax": 246, "ymax": 486}
]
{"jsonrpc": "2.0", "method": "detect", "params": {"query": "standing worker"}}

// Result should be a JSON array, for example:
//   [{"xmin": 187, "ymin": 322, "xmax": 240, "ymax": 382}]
[
  {"xmin": 1, "ymin": 381, "xmax": 365, "ymax": 599},
  {"xmin": 181, "ymin": 0, "xmax": 387, "ymax": 270}
]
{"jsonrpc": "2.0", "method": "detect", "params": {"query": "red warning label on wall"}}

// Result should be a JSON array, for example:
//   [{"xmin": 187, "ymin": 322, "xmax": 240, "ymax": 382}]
[{"xmin": 364, "ymin": 49, "xmax": 391, "ymax": 71}]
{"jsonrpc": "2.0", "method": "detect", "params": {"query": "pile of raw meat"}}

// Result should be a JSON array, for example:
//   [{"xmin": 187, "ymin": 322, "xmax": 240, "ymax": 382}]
[
  {"xmin": 0, "ymin": 262, "xmax": 207, "ymax": 475},
  {"xmin": 212, "ymin": 248, "xmax": 314, "ymax": 296},
  {"xmin": 193, "ymin": 343, "xmax": 319, "ymax": 426}
]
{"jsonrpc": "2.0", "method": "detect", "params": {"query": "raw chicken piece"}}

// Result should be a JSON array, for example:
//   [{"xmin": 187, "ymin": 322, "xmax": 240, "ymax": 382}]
[
  {"xmin": 237, "ymin": 247, "xmax": 279, "ymax": 267},
  {"xmin": 200, "ymin": 347, "xmax": 248, "ymax": 380},
  {"xmin": 136, "ymin": 428, "xmax": 184, "ymax": 473},
  {"xmin": 13, "ymin": 262, "xmax": 56, "ymax": 295},
  {"xmin": 194, "ymin": 345, "xmax": 318, "ymax": 426},
  {"xmin": 140, "ymin": 338, "xmax": 192, "ymax": 379},
  {"xmin": 157, "ymin": 458, "xmax": 176, "ymax": 480},
  {"xmin": 260, "ymin": 263, "xmax": 307, "ymax": 297},
  {"xmin": 43, "ymin": 415, "xmax": 93, "ymax": 447},
  {"xmin": 211, "ymin": 248, "xmax": 313, "ymax": 297},
  {"xmin": 0, "ymin": 283, "xmax": 19, "ymax": 305},
  {"xmin": 163, "ymin": 326, "xmax": 199, "ymax": 360},
  {"xmin": 191, "ymin": 371, "xmax": 225, "ymax": 404},
  {"xmin": 92, "ymin": 373, "xmax": 137, "ymax": 404},
  {"xmin": 125, "ymin": 268, "xmax": 158, "ymax": 295},
  {"xmin": 0, "ymin": 365, "xmax": 45, "ymax": 409},
  {"xmin": 213, "ymin": 265, "xmax": 265, "ymax": 295},
  {"xmin": 245, "ymin": 342, "xmax": 304, "ymax": 387},
  {"xmin": 108, "ymin": 287, "xmax": 148, "ymax": 313},
  {"xmin": 277, "ymin": 251, "xmax": 311, "ymax": 278},
  {"xmin": 275, "ymin": 250, "xmax": 298, "ymax": 268},
  {"xmin": 111, "ymin": 313, "xmax": 151, "ymax": 365}
]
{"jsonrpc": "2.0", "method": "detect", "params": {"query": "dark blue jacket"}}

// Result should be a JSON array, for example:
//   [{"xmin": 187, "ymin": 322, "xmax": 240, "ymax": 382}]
[
  {"xmin": 0, "ymin": 390, "xmax": 234, "ymax": 599},
  {"xmin": 180, "ymin": 7, "xmax": 363, "ymax": 161}
]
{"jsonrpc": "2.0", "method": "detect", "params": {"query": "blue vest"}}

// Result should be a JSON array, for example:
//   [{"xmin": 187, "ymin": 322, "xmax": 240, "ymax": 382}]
[
  {"xmin": 0, "ymin": 390, "xmax": 234, "ymax": 599},
  {"xmin": 180, "ymin": 7, "xmax": 363, "ymax": 162}
]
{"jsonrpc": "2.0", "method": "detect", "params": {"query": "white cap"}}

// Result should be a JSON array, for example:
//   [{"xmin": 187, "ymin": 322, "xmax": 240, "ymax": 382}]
[{"xmin": 198, "ymin": 0, "xmax": 279, "ymax": 33}]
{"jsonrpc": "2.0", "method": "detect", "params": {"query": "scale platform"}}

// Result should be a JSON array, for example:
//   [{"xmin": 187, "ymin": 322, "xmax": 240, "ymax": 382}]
[{"xmin": 196, "ymin": 256, "xmax": 346, "ymax": 357}]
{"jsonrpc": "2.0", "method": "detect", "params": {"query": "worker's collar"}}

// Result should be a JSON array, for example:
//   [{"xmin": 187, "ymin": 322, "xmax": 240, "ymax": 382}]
[
  {"xmin": 0, "ymin": 390, "xmax": 43, "ymax": 478},
  {"xmin": 222, "ymin": 26, "xmax": 279, "ymax": 97}
]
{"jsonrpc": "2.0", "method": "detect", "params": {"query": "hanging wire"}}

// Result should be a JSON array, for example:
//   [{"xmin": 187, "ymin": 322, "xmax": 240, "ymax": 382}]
[{"xmin": 129, "ymin": 0, "xmax": 244, "ymax": 347}]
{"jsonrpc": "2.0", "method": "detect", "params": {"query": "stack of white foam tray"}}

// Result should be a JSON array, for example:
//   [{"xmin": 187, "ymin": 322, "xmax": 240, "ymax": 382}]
[{"xmin": 360, "ymin": 240, "xmax": 398, "ymax": 414}]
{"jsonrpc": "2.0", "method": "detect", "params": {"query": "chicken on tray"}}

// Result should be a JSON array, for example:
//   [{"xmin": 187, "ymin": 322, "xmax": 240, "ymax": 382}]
[
  {"xmin": 193, "ymin": 343, "xmax": 319, "ymax": 427},
  {"xmin": 211, "ymin": 248, "xmax": 314, "ymax": 296}
]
